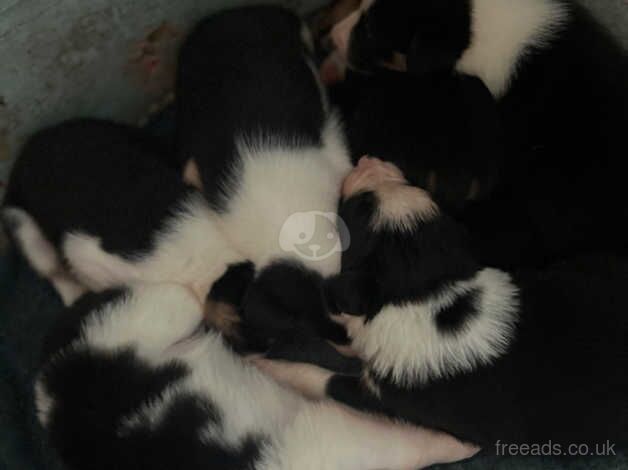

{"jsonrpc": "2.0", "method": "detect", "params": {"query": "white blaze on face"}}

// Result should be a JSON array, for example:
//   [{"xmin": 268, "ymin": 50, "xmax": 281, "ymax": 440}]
[{"xmin": 342, "ymin": 156, "xmax": 439, "ymax": 231}]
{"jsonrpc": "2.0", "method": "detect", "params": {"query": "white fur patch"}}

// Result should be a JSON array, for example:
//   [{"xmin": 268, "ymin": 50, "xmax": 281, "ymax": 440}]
[
  {"xmin": 79, "ymin": 283, "xmax": 203, "ymax": 359},
  {"xmin": 3, "ymin": 207, "xmax": 87, "ymax": 305},
  {"xmin": 217, "ymin": 116, "xmax": 351, "ymax": 277},
  {"xmin": 352, "ymin": 268, "xmax": 520, "ymax": 386},
  {"xmin": 372, "ymin": 184, "xmax": 439, "ymax": 233},
  {"xmin": 259, "ymin": 401, "xmax": 479, "ymax": 470},
  {"xmin": 456, "ymin": 0, "xmax": 569, "ymax": 97},
  {"xmin": 362, "ymin": 369, "xmax": 382, "ymax": 399},
  {"xmin": 63, "ymin": 194, "xmax": 242, "ymax": 299},
  {"xmin": 34, "ymin": 379, "xmax": 55, "ymax": 428},
  {"xmin": 3, "ymin": 207, "xmax": 59, "ymax": 276}
]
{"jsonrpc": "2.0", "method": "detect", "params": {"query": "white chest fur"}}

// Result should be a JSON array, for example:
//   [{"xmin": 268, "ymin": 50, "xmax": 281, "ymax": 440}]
[{"xmin": 218, "ymin": 116, "xmax": 352, "ymax": 277}]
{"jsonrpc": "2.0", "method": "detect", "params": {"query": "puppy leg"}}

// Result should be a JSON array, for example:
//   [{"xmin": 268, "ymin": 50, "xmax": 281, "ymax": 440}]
[
  {"xmin": 270, "ymin": 401, "xmax": 479, "ymax": 470},
  {"xmin": 253, "ymin": 358, "xmax": 334, "ymax": 400},
  {"xmin": 62, "ymin": 232, "xmax": 142, "ymax": 291},
  {"xmin": 2, "ymin": 207, "xmax": 86, "ymax": 305},
  {"xmin": 254, "ymin": 358, "xmax": 381, "ymax": 412}
]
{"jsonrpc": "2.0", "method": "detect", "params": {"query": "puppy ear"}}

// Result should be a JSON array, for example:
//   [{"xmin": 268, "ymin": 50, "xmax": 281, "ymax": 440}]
[{"xmin": 324, "ymin": 271, "xmax": 382, "ymax": 318}]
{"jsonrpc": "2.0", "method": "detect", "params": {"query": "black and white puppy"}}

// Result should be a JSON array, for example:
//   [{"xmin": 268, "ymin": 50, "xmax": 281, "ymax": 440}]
[
  {"xmin": 35, "ymin": 282, "xmax": 479, "ymax": 470},
  {"xmin": 328, "ymin": 67, "xmax": 504, "ymax": 212},
  {"xmin": 176, "ymin": 6, "xmax": 353, "ymax": 348},
  {"xmin": 327, "ymin": 0, "xmax": 628, "ymax": 267},
  {"xmin": 2, "ymin": 119, "xmax": 241, "ymax": 305},
  {"xmin": 255, "ymin": 156, "xmax": 628, "ymax": 449}
]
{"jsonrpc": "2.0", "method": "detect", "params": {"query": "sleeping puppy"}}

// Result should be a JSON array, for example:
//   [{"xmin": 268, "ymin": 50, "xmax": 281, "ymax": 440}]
[
  {"xmin": 328, "ymin": 67, "xmax": 504, "ymax": 212},
  {"xmin": 35, "ymin": 282, "xmax": 479, "ymax": 470},
  {"xmin": 2, "ymin": 119, "xmax": 241, "ymax": 305},
  {"xmin": 325, "ymin": 0, "xmax": 628, "ymax": 267},
  {"xmin": 176, "ymin": 6, "xmax": 353, "ymax": 349},
  {"xmin": 254, "ymin": 156, "xmax": 628, "ymax": 449},
  {"xmin": 206, "ymin": 261, "xmax": 362, "ymax": 374}
]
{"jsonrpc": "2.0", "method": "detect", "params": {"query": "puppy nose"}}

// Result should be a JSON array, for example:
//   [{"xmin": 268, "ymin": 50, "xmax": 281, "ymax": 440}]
[{"xmin": 357, "ymin": 155, "xmax": 383, "ymax": 169}]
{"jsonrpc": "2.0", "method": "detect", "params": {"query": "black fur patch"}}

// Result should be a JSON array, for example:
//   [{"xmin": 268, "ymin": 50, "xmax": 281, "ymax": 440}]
[
  {"xmin": 335, "ymin": 69, "xmax": 503, "ymax": 212},
  {"xmin": 121, "ymin": 394, "xmax": 263, "ymax": 470},
  {"xmin": 331, "ymin": 191, "xmax": 480, "ymax": 320},
  {"xmin": 176, "ymin": 6, "xmax": 327, "ymax": 212},
  {"xmin": 266, "ymin": 330, "xmax": 362, "ymax": 375},
  {"xmin": 41, "ymin": 348, "xmax": 188, "ymax": 467},
  {"xmin": 4, "ymin": 119, "xmax": 195, "ymax": 258},
  {"xmin": 435, "ymin": 287, "xmax": 480, "ymax": 334},
  {"xmin": 347, "ymin": 0, "xmax": 471, "ymax": 75},
  {"xmin": 208, "ymin": 261, "xmax": 256, "ymax": 306},
  {"xmin": 240, "ymin": 260, "xmax": 348, "ymax": 351},
  {"xmin": 339, "ymin": 0, "xmax": 628, "ymax": 268}
]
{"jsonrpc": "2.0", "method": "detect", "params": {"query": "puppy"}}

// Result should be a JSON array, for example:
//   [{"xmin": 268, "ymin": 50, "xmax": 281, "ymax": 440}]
[
  {"xmin": 205, "ymin": 261, "xmax": 362, "ymax": 374},
  {"xmin": 2, "ymin": 119, "xmax": 240, "ymax": 305},
  {"xmin": 176, "ymin": 6, "xmax": 353, "ymax": 348},
  {"xmin": 35, "ymin": 282, "xmax": 479, "ymax": 470},
  {"xmin": 325, "ymin": 0, "xmax": 628, "ymax": 267},
  {"xmin": 255, "ymin": 157, "xmax": 628, "ymax": 449},
  {"xmin": 329, "ymin": 67, "xmax": 504, "ymax": 212}
]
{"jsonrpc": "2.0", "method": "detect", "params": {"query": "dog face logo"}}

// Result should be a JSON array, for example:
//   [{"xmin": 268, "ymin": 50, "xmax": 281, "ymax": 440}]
[{"xmin": 279, "ymin": 212, "xmax": 350, "ymax": 261}]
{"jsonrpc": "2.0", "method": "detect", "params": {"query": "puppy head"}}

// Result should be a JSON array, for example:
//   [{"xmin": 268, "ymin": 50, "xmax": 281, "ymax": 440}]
[
  {"xmin": 342, "ymin": 156, "xmax": 438, "ymax": 232},
  {"xmin": 326, "ymin": 156, "xmax": 478, "ymax": 321},
  {"xmin": 239, "ymin": 260, "xmax": 349, "ymax": 352},
  {"xmin": 330, "ymin": 0, "xmax": 471, "ymax": 76}
]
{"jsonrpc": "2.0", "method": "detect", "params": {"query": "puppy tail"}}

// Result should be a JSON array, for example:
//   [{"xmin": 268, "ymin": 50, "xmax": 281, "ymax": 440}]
[{"xmin": 1, "ymin": 207, "xmax": 85, "ymax": 305}]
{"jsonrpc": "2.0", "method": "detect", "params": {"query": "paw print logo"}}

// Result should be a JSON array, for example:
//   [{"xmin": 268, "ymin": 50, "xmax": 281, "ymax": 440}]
[{"xmin": 279, "ymin": 212, "xmax": 350, "ymax": 261}]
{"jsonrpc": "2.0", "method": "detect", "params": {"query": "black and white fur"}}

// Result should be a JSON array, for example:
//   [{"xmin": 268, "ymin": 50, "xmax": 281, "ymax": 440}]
[
  {"xmin": 35, "ymin": 282, "xmax": 479, "ymax": 470},
  {"xmin": 333, "ymin": 0, "xmax": 628, "ymax": 268},
  {"xmin": 176, "ymin": 6, "xmax": 353, "ymax": 348},
  {"xmin": 2, "ymin": 119, "xmax": 241, "ymax": 304},
  {"xmin": 255, "ymin": 157, "xmax": 628, "ymax": 449},
  {"xmin": 330, "ymin": 67, "xmax": 504, "ymax": 212}
]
